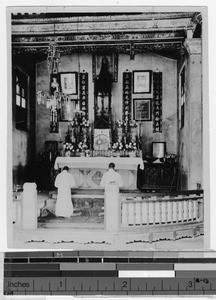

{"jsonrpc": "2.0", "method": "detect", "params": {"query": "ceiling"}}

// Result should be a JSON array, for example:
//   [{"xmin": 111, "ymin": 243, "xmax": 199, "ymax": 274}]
[{"xmin": 11, "ymin": 12, "xmax": 202, "ymax": 61}]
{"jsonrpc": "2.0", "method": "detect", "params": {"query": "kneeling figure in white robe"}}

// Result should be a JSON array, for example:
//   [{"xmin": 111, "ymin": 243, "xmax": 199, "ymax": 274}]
[
  {"xmin": 100, "ymin": 163, "xmax": 123, "ymax": 230},
  {"xmin": 54, "ymin": 166, "xmax": 76, "ymax": 218}
]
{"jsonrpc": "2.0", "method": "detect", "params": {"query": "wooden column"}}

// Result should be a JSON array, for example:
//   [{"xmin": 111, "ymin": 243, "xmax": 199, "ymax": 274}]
[
  {"xmin": 22, "ymin": 183, "xmax": 37, "ymax": 230},
  {"xmin": 184, "ymin": 38, "xmax": 202, "ymax": 190}
]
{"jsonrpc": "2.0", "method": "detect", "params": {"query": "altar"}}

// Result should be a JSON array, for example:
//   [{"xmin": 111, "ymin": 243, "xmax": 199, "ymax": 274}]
[{"xmin": 54, "ymin": 157, "xmax": 144, "ymax": 189}]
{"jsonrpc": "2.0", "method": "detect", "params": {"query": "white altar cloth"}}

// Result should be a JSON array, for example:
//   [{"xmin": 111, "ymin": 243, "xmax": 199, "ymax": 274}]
[
  {"xmin": 54, "ymin": 157, "xmax": 144, "ymax": 189},
  {"xmin": 54, "ymin": 157, "xmax": 144, "ymax": 171}
]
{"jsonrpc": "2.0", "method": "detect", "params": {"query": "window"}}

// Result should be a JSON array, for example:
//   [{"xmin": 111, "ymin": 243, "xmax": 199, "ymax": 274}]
[
  {"xmin": 15, "ymin": 69, "xmax": 28, "ymax": 131},
  {"xmin": 180, "ymin": 66, "xmax": 186, "ymax": 129}
]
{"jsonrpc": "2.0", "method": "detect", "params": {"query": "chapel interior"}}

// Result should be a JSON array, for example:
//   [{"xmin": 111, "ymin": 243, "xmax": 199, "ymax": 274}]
[{"xmin": 10, "ymin": 10, "xmax": 204, "ymax": 248}]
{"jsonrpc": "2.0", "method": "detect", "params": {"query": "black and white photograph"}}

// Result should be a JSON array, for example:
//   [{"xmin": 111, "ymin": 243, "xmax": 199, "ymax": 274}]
[{"xmin": 8, "ymin": 6, "xmax": 208, "ymax": 251}]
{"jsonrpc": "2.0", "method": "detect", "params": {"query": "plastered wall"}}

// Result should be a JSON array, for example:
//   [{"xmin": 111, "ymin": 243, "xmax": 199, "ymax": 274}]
[{"xmin": 36, "ymin": 53, "xmax": 177, "ymax": 157}]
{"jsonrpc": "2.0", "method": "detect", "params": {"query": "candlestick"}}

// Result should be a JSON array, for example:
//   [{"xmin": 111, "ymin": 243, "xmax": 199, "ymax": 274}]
[{"xmin": 59, "ymin": 126, "xmax": 62, "ymax": 140}]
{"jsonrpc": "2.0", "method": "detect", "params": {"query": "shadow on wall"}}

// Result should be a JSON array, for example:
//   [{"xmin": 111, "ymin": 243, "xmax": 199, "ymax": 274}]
[
  {"xmin": 13, "ymin": 164, "xmax": 27, "ymax": 187},
  {"xmin": 13, "ymin": 162, "xmax": 39, "ymax": 189},
  {"xmin": 178, "ymin": 168, "xmax": 188, "ymax": 190}
]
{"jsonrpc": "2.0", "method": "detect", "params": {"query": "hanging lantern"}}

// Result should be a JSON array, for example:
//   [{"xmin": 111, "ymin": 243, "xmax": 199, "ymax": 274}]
[{"xmin": 47, "ymin": 42, "xmax": 61, "ymax": 74}]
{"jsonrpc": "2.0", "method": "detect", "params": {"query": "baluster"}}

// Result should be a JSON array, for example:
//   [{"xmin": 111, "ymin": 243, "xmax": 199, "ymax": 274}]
[
  {"xmin": 175, "ymin": 195, "xmax": 181, "ymax": 223},
  {"xmin": 147, "ymin": 201, "xmax": 149, "ymax": 226},
  {"xmin": 171, "ymin": 200, "xmax": 174, "ymax": 224},
  {"xmin": 194, "ymin": 199, "xmax": 199, "ymax": 221},
  {"xmin": 142, "ymin": 200, "xmax": 147, "ymax": 225},
  {"xmin": 186, "ymin": 200, "xmax": 189, "ymax": 222},
  {"xmin": 128, "ymin": 202, "xmax": 134, "ymax": 226},
  {"xmin": 183, "ymin": 200, "xmax": 187, "ymax": 221},
  {"xmin": 165, "ymin": 196, "xmax": 172, "ymax": 223},
  {"xmin": 140, "ymin": 200, "xmax": 143, "ymax": 226},
  {"xmin": 133, "ymin": 200, "xmax": 136, "ymax": 226},
  {"xmin": 175, "ymin": 195, "xmax": 182, "ymax": 223},
  {"xmin": 154, "ymin": 197, "xmax": 160, "ymax": 224},
  {"xmin": 192, "ymin": 199, "xmax": 195, "ymax": 221},
  {"xmin": 163, "ymin": 196, "xmax": 169, "ymax": 223},
  {"xmin": 135, "ymin": 199, "xmax": 141, "ymax": 226},
  {"xmin": 152, "ymin": 196, "xmax": 156, "ymax": 225},
  {"xmin": 159, "ymin": 200, "xmax": 162, "ymax": 225},
  {"xmin": 172, "ymin": 200, "xmax": 177, "ymax": 223},
  {"xmin": 126, "ymin": 201, "xmax": 129, "ymax": 226},
  {"xmin": 198, "ymin": 198, "xmax": 204, "ymax": 221},
  {"xmin": 153, "ymin": 201, "xmax": 156, "ymax": 225},
  {"xmin": 149, "ymin": 196, "xmax": 155, "ymax": 224},
  {"xmin": 121, "ymin": 201, "xmax": 127, "ymax": 226},
  {"xmin": 188, "ymin": 195, "xmax": 193, "ymax": 221},
  {"xmin": 161, "ymin": 197, "xmax": 165, "ymax": 224}
]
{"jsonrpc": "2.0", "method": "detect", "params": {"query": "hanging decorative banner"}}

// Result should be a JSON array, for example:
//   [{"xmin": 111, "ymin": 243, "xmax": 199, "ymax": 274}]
[
  {"xmin": 123, "ymin": 72, "xmax": 132, "ymax": 121},
  {"xmin": 50, "ymin": 108, "xmax": 59, "ymax": 133},
  {"xmin": 79, "ymin": 72, "xmax": 89, "ymax": 118},
  {"xmin": 153, "ymin": 72, "xmax": 162, "ymax": 133}
]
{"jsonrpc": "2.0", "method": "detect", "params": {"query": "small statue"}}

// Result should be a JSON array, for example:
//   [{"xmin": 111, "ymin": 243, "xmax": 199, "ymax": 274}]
[{"xmin": 96, "ymin": 56, "xmax": 112, "ymax": 96}]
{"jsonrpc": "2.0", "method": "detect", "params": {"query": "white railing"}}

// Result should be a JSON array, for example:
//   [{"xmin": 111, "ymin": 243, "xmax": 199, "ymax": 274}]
[
  {"xmin": 120, "ymin": 190, "xmax": 203, "ymax": 229},
  {"xmin": 13, "ymin": 184, "xmax": 203, "ymax": 233}
]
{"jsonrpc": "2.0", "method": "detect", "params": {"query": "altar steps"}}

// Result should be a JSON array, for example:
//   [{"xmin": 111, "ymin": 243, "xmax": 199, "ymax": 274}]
[
  {"xmin": 49, "ymin": 188, "xmax": 203, "ymax": 198},
  {"xmin": 39, "ymin": 222, "xmax": 104, "ymax": 229}
]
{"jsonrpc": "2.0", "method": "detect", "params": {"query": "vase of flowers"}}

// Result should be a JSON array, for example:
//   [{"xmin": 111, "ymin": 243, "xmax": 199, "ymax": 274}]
[
  {"xmin": 81, "ymin": 117, "xmax": 90, "ymax": 128},
  {"xmin": 63, "ymin": 142, "xmax": 76, "ymax": 157},
  {"xmin": 112, "ymin": 141, "xmax": 124, "ymax": 156},
  {"xmin": 129, "ymin": 120, "xmax": 138, "ymax": 142},
  {"xmin": 76, "ymin": 142, "xmax": 88, "ymax": 156},
  {"xmin": 125, "ymin": 141, "xmax": 137, "ymax": 157}
]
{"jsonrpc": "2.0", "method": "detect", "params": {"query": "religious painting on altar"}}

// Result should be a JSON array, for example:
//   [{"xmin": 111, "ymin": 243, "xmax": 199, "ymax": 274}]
[
  {"xmin": 133, "ymin": 98, "xmax": 152, "ymax": 121},
  {"xmin": 60, "ymin": 72, "xmax": 78, "ymax": 94},
  {"xmin": 133, "ymin": 70, "xmax": 152, "ymax": 94},
  {"xmin": 92, "ymin": 53, "xmax": 118, "ymax": 82}
]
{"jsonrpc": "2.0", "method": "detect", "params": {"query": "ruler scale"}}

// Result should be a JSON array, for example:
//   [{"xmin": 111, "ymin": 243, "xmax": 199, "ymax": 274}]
[{"xmin": 3, "ymin": 251, "xmax": 216, "ymax": 295}]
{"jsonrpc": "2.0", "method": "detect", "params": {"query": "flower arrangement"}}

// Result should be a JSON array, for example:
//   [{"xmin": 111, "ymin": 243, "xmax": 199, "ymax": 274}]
[
  {"xmin": 63, "ymin": 142, "xmax": 76, "ymax": 152},
  {"xmin": 125, "ymin": 141, "xmax": 137, "ymax": 151},
  {"xmin": 76, "ymin": 142, "xmax": 89, "ymax": 153},
  {"xmin": 81, "ymin": 117, "xmax": 90, "ymax": 128},
  {"xmin": 129, "ymin": 120, "xmax": 137, "ymax": 128},
  {"xmin": 69, "ymin": 117, "xmax": 89, "ymax": 128},
  {"xmin": 112, "ymin": 142, "xmax": 124, "ymax": 151},
  {"xmin": 69, "ymin": 118, "xmax": 79, "ymax": 127},
  {"xmin": 116, "ymin": 120, "xmax": 124, "ymax": 128}
]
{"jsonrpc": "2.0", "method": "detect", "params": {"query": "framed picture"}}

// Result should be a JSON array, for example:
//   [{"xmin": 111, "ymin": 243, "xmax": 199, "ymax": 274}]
[
  {"xmin": 152, "ymin": 142, "xmax": 166, "ymax": 158},
  {"xmin": 60, "ymin": 100, "xmax": 77, "ymax": 121},
  {"xmin": 92, "ymin": 53, "xmax": 118, "ymax": 82},
  {"xmin": 60, "ymin": 72, "xmax": 77, "ymax": 94},
  {"xmin": 133, "ymin": 70, "xmax": 152, "ymax": 93},
  {"xmin": 50, "ymin": 73, "xmax": 61, "ymax": 95},
  {"xmin": 133, "ymin": 98, "xmax": 152, "ymax": 121}
]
